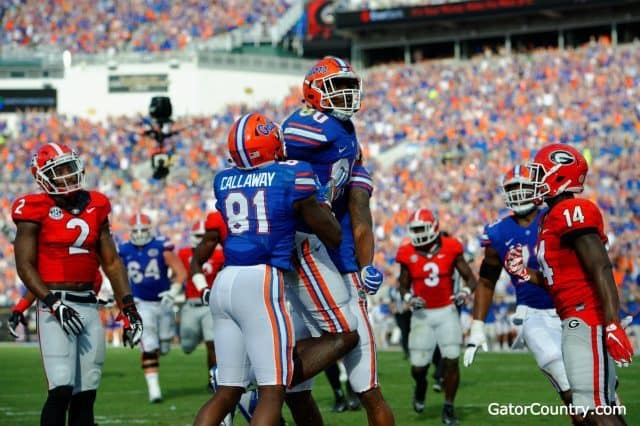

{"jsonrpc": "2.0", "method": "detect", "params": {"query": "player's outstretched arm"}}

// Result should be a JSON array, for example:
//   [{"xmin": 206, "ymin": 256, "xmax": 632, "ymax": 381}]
[
  {"xmin": 349, "ymin": 187, "xmax": 383, "ymax": 295},
  {"xmin": 475, "ymin": 247, "xmax": 501, "ymax": 321},
  {"xmin": 296, "ymin": 195, "xmax": 342, "ymax": 249},
  {"xmin": 348, "ymin": 187, "xmax": 374, "ymax": 268},
  {"xmin": 573, "ymin": 232, "xmax": 634, "ymax": 366},
  {"xmin": 191, "ymin": 229, "xmax": 220, "ymax": 276},
  {"xmin": 190, "ymin": 229, "xmax": 221, "ymax": 295}
]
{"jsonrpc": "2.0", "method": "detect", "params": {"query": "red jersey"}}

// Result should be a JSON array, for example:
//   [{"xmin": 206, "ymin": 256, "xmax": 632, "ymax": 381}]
[
  {"xmin": 205, "ymin": 211, "xmax": 227, "ymax": 241},
  {"xmin": 11, "ymin": 191, "xmax": 111, "ymax": 283},
  {"xmin": 395, "ymin": 236, "xmax": 464, "ymax": 309},
  {"xmin": 178, "ymin": 246, "xmax": 224, "ymax": 299},
  {"xmin": 536, "ymin": 198, "xmax": 607, "ymax": 325}
]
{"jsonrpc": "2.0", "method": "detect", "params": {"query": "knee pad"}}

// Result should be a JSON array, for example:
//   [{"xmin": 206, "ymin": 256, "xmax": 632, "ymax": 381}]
[
  {"xmin": 540, "ymin": 358, "xmax": 570, "ymax": 393},
  {"xmin": 410, "ymin": 350, "xmax": 433, "ymax": 368},
  {"xmin": 142, "ymin": 351, "xmax": 159, "ymax": 371},
  {"xmin": 160, "ymin": 340, "xmax": 171, "ymax": 355},
  {"xmin": 440, "ymin": 343, "xmax": 461, "ymax": 360}
]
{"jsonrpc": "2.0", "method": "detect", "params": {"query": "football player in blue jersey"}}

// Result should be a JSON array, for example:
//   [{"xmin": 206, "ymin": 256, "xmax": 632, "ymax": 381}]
[
  {"xmin": 118, "ymin": 213, "xmax": 187, "ymax": 403},
  {"xmin": 464, "ymin": 165, "xmax": 572, "ymax": 408},
  {"xmin": 282, "ymin": 56, "xmax": 394, "ymax": 425},
  {"xmin": 194, "ymin": 112, "xmax": 358, "ymax": 426}
]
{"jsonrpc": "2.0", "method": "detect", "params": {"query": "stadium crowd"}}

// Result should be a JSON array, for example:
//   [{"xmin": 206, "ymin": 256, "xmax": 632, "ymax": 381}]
[
  {"xmin": 2, "ymin": 0, "xmax": 294, "ymax": 53},
  {"xmin": 1, "ymin": 40, "xmax": 639, "ymax": 349}
]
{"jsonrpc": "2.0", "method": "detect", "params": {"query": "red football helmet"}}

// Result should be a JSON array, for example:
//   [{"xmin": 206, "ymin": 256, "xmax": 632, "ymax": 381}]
[
  {"xmin": 408, "ymin": 209, "xmax": 440, "ymax": 247},
  {"xmin": 501, "ymin": 165, "xmax": 536, "ymax": 215},
  {"xmin": 190, "ymin": 219, "xmax": 206, "ymax": 248},
  {"xmin": 31, "ymin": 143, "xmax": 84, "ymax": 195},
  {"xmin": 129, "ymin": 213, "xmax": 153, "ymax": 246},
  {"xmin": 227, "ymin": 113, "xmax": 285, "ymax": 170},
  {"xmin": 528, "ymin": 143, "xmax": 588, "ymax": 201},
  {"xmin": 303, "ymin": 56, "xmax": 362, "ymax": 121}
]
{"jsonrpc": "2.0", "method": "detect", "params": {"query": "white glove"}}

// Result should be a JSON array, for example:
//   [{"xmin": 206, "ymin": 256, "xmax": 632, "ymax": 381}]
[
  {"xmin": 403, "ymin": 292, "xmax": 425, "ymax": 310},
  {"xmin": 192, "ymin": 273, "xmax": 208, "ymax": 292},
  {"xmin": 451, "ymin": 286, "xmax": 471, "ymax": 306},
  {"xmin": 159, "ymin": 283, "xmax": 182, "ymax": 308},
  {"xmin": 463, "ymin": 320, "xmax": 488, "ymax": 367}
]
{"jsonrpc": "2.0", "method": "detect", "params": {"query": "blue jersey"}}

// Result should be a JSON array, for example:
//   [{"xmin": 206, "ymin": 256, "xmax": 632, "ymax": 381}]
[
  {"xmin": 480, "ymin": 209, "xmax": 554, "ymax": 309},
  {"xmin": 119, "ymin": 237, "xmax": 174, "ymax": 301},
  {"xmin": 327, "ymin": 163, "xmax": 374, "ymax": 273},
  {"xmin": 282, "ymin": 107, "xmax": 362, "ymax": 270},
  {"xmin": 213, "ymin": 160, "xmax": 318, "ymax": 271}
]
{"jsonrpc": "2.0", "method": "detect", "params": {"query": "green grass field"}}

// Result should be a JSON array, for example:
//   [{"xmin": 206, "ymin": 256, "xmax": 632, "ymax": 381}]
[{"xmin": 0, "ymin": 344, "xmax": 637, "ymax": 425}]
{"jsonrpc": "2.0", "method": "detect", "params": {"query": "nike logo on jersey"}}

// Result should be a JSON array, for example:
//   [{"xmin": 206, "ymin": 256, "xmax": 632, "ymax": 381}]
[
  {"xmin": 87, "ymin": 207, "xmax": 96, "ymax": 213},
  {"xmin": 338, "ymin": 146, "xmax": 347, "ymax": 153},
  {"xmin": 437, "ymin": 254, "xmax": 445, "ymax": 259},
  {"xmin": 505, "ymin": 238, "xmax": 514, "ymax": 246}
]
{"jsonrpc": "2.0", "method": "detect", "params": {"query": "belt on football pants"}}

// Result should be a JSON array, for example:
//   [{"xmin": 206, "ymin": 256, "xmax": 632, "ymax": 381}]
[
  {"xmin": 53, "ymin": 291, "xmax": 97, "ymax": 304},
  {"xmin": 186, "ymin": 299, "xmax": 204, "ymax": 307}
]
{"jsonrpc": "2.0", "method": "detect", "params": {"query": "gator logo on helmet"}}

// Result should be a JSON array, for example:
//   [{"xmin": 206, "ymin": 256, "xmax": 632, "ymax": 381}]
[
  {"xmin": 256, "ymin": 122, "xmax": 277, "ymax": 136},
  {"xmin": 306, "ymin": 65, "xmax": 328, "ymax": 77},
  {"xmin": 549, "ymin": 150, "xmax": 575, "ymax": 165}
]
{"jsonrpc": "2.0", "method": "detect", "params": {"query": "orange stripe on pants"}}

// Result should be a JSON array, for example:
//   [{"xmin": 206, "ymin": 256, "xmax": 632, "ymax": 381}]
[{"xmin": 263, "ymin": 266, "xmax": 282, "ymax": 385}]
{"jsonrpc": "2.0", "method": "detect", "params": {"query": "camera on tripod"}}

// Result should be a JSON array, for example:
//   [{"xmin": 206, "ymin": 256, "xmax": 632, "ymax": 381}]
[{"xmin": 146, "ymin": 96, "xmax": 176, "ymax": 180}]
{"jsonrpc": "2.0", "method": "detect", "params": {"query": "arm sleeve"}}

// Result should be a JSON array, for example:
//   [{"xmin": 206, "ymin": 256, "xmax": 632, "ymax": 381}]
[
  {"xmin": 205, "ymin": 211, "xmax": 227, "ymax": 241},
  {"xmin": 348, "ymin": 163, "xmax": 374, "ymax": 196},
  {"xmin": 292, "ymin": 161, "xmax": 319, "ymax": 202},
  {"xmin": 479, "ymin": 223, "xmax": 496, "ymax": 250},
  {"xmin": 555, "ymin": 199, "xmax": 605, "ymax": 245},
  {"xmin": 395, "ymin": 245, "xmax": 410, "ymax": 265},
  {"xmin": 11, "ymin": 195, "xmax": 46, "ymax": 225}
]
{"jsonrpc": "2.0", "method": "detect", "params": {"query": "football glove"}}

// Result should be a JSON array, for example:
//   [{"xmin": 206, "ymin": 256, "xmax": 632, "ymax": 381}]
[
  {"xmin": 51, "ymin": 300, "xmax": 84, "ymax": 336},
  {"xmin": 605, "ymin": 321, "xmax": 634, "ymax": 368},
  {"xmin": 403, "ymin": 293, "xmax": 425, "ymax": 310},
  {"xmin": 8, "ymin": 310, "xmax": 27, "ymax": 339},
  {"xmin": 158, "ymin": 283, "xmax": 182, "ymax": 308},
  {"xmin": 451, "ymin": 286, "xmax": 471, "ymax": 307},
  {"xmin": 504, "ymin": 244, "xmax": 531, "ymax": 282},
  {"xmin": 463, "ymin": 320, "xmax": 489, "ymax": 367},
  {"xmin": 360, "ymin": 264, "xmax": 384, "ymax": 295},
  {"xmin": 201, "ymin": 287, "xmax": 211, "ymax": 306},
  {"xmin": 118, "ymin": 297, "xmax": 143, "ymax": 348}
]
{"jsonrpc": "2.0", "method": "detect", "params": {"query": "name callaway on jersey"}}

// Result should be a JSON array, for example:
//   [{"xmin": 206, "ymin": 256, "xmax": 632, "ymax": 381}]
[{"xmin": 219, "ymin": 171, "xmax": 276, "ymax": 190}]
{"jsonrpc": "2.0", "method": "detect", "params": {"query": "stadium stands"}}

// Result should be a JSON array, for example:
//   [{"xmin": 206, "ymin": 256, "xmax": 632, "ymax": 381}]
[
  {"xmin": 0, "ymin": 41, "xmax": 638, "ymax": 346},
  {"xmin": 2, "ymin": 0, "xmax": 296, "ymax": 53}
]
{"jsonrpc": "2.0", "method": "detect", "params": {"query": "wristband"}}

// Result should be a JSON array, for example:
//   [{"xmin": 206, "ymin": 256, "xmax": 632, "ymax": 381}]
[
  {"xmin": 42, "ymin": 293, "xmax": 59, "ymax": 310},
  {"xmin": 14, "ymin": 298, "xmax": 31, "ymax": 313},
  {"xmin": 470, "ymin": 320, "xmax": 485, "ymax": 335},
  {"xmin": 192, "ymin": 273, "xmax": 208, "ymax": 292}
]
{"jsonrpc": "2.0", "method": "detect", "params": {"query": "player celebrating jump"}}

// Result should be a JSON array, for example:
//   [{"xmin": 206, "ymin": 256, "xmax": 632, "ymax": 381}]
[
  {"xmin": 12, "ymin": 143, "xmax": 143, "ymax": 426},
  {"xmin": 281, "ymin": 56, "xmax": 395, "ymax": 426},
  {"xmin": 464, "ymin": 165, "xmax": 572, "ymax": 409},
  {"xmin": 396, "ymin": 209, "xmax": 477, "ymax": 425},
  {"xmin": 506, "ymin": 144, "xmax": 632, "ymax": 425},
  {"xmin": 118, "ymin": 213, "xmax": 187, "ymax": 403},
  {"xmin": 194, "ymin": 112, "xmax": 354, "ymax": 426}
]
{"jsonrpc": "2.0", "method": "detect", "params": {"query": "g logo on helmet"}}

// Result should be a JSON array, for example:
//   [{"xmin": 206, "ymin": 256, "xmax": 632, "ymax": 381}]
[{"xmin": 549, "ymin": 150, "xmax": 575, "ymax": 165}]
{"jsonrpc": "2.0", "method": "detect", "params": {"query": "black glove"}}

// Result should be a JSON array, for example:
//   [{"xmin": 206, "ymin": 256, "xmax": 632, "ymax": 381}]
[
  {"xmin": 43, "ymin": 293, "xmax": 84, "ymax": 336},
  {"xmin": 201, "ymin": 288, "xmax": 211, "ymax": 306},
  {"xmin": 8, "ymin": 310, "xmax": 27, "ymax": 338},
  {"xmin": 118, "ymin": 295, "xmax": 143, "ymax": 348}
]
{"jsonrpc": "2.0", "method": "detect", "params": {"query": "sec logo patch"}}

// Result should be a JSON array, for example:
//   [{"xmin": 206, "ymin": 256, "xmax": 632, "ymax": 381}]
[
  {"xmin": 147, "ymin": 248, "xmax": 159, "ymax": 257},
  {"xmin": 49, "ymin": 207, "xmax": 63, "ymax": 220}
]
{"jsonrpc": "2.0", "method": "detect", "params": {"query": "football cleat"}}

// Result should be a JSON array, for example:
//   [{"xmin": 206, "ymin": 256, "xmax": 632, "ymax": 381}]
[
  {"xmin": 332, "ymin": 396, "xmax": 348, "ymax": 413},
  {"xmin": 442, "ymin": 404, "xmax": 459, "ymax": 425},
  {"xmin": 413, "ymin": 397, "xmax": 425, "ymax": 413}
]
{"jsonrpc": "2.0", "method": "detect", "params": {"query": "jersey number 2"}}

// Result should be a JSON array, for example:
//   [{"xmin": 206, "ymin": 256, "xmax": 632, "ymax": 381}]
[
  {"xmin": 225, "ymin": 190, "xmax": 269, "ymax": 235},
  {"xmin": 67, "ymin": 218, "xmax": 90, "ymax": 255}
]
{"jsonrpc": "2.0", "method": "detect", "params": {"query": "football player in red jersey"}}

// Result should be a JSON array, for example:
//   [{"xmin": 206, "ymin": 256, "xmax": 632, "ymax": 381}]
[
  {"xmin": 178, "ymin": 216, "xmax": 224, "ymax": 390},
  {"xmin": 396, "ymin": 209, "xmax": 477, "ymax": 425},
  {"xmin": 11, "ymin": 143, "xmax": 143, "ymax": 426},
  {"xmin": 506, "ymin": 143, "xmax": 632, "ymax": 425}
]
